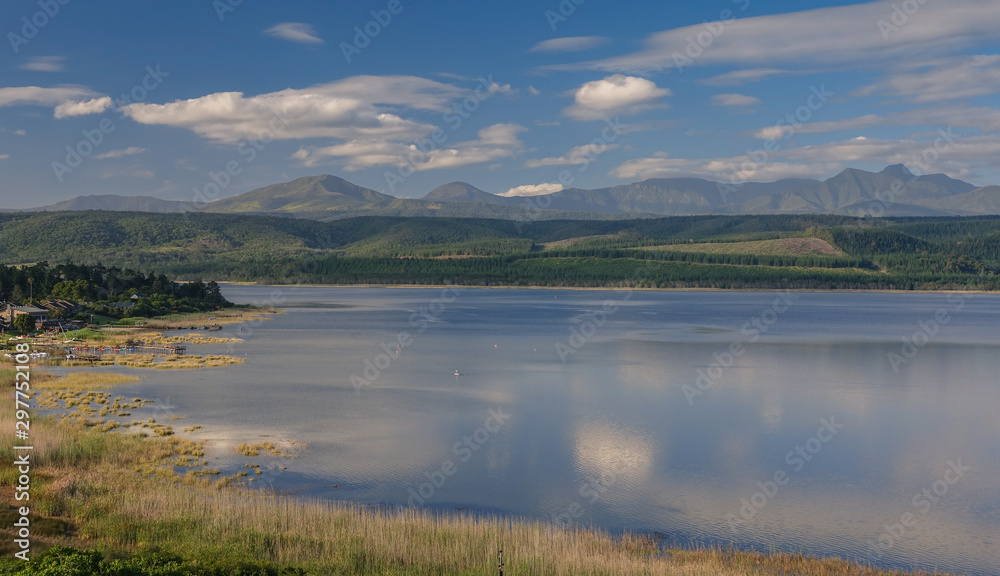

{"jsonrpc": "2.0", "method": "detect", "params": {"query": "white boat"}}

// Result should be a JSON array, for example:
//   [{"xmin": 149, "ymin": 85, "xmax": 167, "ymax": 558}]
[{"xmin": 454, "ymin": 369, "xmax": 461, "ymax": 376}]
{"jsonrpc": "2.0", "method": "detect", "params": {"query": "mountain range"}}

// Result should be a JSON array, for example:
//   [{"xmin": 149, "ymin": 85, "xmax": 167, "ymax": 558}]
[{"xmin": 16, "ymin": 165, "xmax": 1000, "ymax": 220}]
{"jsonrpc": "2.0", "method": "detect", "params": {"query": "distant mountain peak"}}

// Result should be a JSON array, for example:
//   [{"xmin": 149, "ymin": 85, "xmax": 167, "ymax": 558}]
[
  {"xmin": 12, "ymin": 166, "xmax": 995, "ymax": 218},
  {"xmin": 423, "ymin": 182, "xmax": 507, "ymax": 204},
  {"xmin": 880, "ymin": 164, "xmax": 915, "ymax": 180}
]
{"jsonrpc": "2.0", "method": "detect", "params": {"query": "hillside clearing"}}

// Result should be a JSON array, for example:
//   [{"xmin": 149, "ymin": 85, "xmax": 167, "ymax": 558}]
[{"xmin": 643, "ymin": 237, "xmax": 844, "ymax": 256}]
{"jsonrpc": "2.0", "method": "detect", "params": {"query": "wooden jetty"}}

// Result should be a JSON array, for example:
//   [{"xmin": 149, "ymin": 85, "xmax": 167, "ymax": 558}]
[{"xmin": 67, "ymin": 344, "xmax": 186, "ymax": 356}]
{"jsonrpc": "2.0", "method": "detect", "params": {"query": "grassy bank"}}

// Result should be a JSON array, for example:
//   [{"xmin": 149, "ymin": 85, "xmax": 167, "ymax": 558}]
[{"xmin": 0, "ymin": 371, "xmax": 952, "ymax": 576}]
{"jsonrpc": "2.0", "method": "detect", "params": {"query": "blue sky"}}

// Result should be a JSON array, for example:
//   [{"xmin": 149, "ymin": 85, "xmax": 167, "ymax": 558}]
[{"xmin": 2, "ymin": 0, "xmax": 1000, "ymax": 208}]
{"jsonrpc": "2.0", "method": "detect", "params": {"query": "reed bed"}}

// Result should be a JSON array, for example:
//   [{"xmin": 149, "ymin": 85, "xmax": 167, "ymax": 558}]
[{"xmin": 33, "ymin": 371, "xmax": 141, "ymax": 390}]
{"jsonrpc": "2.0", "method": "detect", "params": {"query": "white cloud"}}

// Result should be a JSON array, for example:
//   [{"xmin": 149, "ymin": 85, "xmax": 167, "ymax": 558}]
[
  {"xmin": 565, "ymin": 74, "xmax": 670, "ymax": 121},
  {"xmin": 611, "ymin": 151, "xmax": 840, "ymax": 182},
  {"xmin": 14, "ymin": 130, "xmax": 27, "ymax": 136},
  {"xmin": 98, "ymin": 168, "xmax": 155, "ymax": 179},
  {"xmin": 524, "ymin": 143, "xmax": 619, "ymax": 168},
  {"xmin": 499, "ymin": 183, "xmax": 565, "ymax": 197},
  {"xmin": 615, "ymin": 134, "xmax": 1000, "ymax": 184},
  {"xmin": 0, "ymin": 154, "xmax": 9, "ymax": 160},
  {"xmin": 857, "ymin": 54, "xmax": 1000, "ymax": 103},
  {"xmin": 896, "ymin": 105, "xmax": 1000, "ymax": 132},
  {"xmin": 122, "ymin": 76, "xmax": 467, "ymax": 143},
  {"xmin": 700, "ymin": 68, "xmax": 790, "ymax": 86},
  {"xmin": 611, "ymin": 153, "xmax": 699, "ymax": 179},
  {"xmin": 710, "ymin": 93, "xmax": 761, "ymax": 107},
  {"xmin": 750, "ymin": 104, "xmax": 1000, "ymax": 140},
  {"xmin": 264, "ymin": 23, "xmax": 323, "ymax": 44},
  {"xmin": 751, "ymin": 114, "xmax": 884, "ymax": 139},
  {"xmin": 615, "ymin": 130, "xmax": 1000, "ymax": 184},
  {"xmin": 54, "ymin": 96, "xmax": 112, "ymax": 118},
  {"xmin": 552, "ymin": 0, "xmax": 1000, "ymax": 73},
  {"xmin": 21, "ymin": 56, "xmax": 65, "ymax": 72},
  {"xmin": 292, "ymin": 123, "xmax": 527, "ymax": 171},
  {"xmin": 778, "ymin": 134, "xmax": 1000, "ymax": 178},
  {"xmin": 528, "ymin": 86, "xmax": 541, "ymax": 96},
  {"xmin": 530, "ymin": 36, "xmax": 609, "ymax": 53},
  {"xmin": 94, "ymin": 146, "xmax": 146, "ymax": 160},
  {"xmin": 0, "ymin": 86, "xmax": 99, "ymax": 108}
]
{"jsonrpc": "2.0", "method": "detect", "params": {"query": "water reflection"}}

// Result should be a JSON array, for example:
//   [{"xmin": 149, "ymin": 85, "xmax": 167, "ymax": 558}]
[{"xmin": 107, "ymin": 287, "xmax": 1000, "ymax": 575}]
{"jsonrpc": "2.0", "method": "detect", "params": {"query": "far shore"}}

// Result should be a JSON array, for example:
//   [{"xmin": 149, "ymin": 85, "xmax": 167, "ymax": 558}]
[{"xmin": 218, "ymin": 281, "xmax": 998, "ymax": 296}]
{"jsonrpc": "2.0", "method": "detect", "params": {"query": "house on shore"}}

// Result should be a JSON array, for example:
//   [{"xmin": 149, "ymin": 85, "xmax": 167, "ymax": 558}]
[
  {"xmin": 1, "ymin": 304, "xmax": 49, "ymax": 325},
  {"xmin": 37, "ymin": 299, "xmax": 81, "ymax": 318}
]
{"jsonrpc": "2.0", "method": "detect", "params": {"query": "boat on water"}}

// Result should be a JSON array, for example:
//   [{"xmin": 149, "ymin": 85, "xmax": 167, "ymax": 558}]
[{"xmin": 454, "ymin": 369, "xmax": 461, "ymax": 376}]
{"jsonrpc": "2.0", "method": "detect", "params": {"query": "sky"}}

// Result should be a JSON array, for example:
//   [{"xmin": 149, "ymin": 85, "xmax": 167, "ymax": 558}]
[{"xmin": 1, "ymin": 0, "xmax": 1000, "ymax": 208}]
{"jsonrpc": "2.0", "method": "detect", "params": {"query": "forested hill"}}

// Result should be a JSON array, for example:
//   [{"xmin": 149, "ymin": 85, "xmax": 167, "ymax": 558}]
[{"xmin": 0, "ymin": 211, "xmax": 997, "ymax": 290}]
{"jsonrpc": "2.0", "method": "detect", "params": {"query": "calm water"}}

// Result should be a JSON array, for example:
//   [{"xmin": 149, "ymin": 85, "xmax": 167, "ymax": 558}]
[{"xmin": 112, "ymin": 286, "xmax": 1000, "ymax": 575}]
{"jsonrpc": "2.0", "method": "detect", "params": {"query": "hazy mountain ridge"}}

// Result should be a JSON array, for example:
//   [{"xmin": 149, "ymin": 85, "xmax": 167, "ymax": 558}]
[
  {"xmin": 25, "ymin": 194, "xmax": 192, "ymax": 213},
  {"xmin": 19, "ymin": 166, "xmax": 1000, "ymax": 218}
]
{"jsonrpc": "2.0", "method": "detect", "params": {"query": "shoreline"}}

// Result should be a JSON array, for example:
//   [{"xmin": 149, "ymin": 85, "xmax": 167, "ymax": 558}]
[{"xmin": 219, "ymin": 281, "xmax": 998, "ymax": 296}]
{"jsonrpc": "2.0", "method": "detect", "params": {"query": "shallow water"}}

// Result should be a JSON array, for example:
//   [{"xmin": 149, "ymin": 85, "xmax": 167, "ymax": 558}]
[{"xmin": 112, "ymin": 286, "xmax": 1000, "ymax": 575}]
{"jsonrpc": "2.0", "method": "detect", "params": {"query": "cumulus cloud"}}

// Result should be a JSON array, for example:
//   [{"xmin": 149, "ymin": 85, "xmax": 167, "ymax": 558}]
[
  {"xmin": 856, "ymin": 54, "xmax": 1000, "ymax": 103},
  {"xmin": 710, "ymin": 93, "xmax": 761, "ymax": 107},
  {"xmin": 54, "ymin": 96, "xmax": 113, "ymax": 118},
  {"xmin": 524, "ymin": 143, "xmax": 619, "ymax": 168},
  {"xmin": 530, "ymin": 36, "xmax": 609, "ymax": 53},
  {"xmin": 121, "ymin": 76, "xmax": 467, "ymax": 143},
  {"xmin": 292, "ymin": 123, "xmax": 527, "ymax": 171},
  {"xmin": 498, "ymin": 183, "xmax": 565, "ymax": 197},
  {"xmin": 565, "ymin": 74, "xmax": 670, "ymax": 121},
  {"xmin": 94, "ymin": 146, "xmax": 146, "ymax": 160},
  {"xmin": 550, "ymin": 0, "xmax": 1000, "ymax": 73},
  {"xmin": 21, "ymin": 56, "xmax": 65, "ymax": 72},
  {"xmin": 265, "ymin": 23, "xmax": 323, "ymax": 44},
  {"xmin": 0, "ymin": 85, "xmax": 100, "ymax": 108}
]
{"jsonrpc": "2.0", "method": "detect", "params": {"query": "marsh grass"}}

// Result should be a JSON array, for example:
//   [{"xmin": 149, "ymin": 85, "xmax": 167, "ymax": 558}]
[
  {"xmin": 154, "ymin": 354, "xmax": 245, "ymax": 369},
  {"xmin": 235, "ymin": 441, "xmax": 296, "ymax": 458},
  {"xmin": 33, "ymin": 371, "xmax": 141, "ymax": 390},
  {"xmin": 0, "ymin": 371, "xmax": 950, "ymax": 576},
  {"xmin": 152, "ymin": 307, "xmax": 278, "ymax": 328}
]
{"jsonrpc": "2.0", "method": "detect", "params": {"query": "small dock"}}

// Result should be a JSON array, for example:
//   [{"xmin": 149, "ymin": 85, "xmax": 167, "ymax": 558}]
[{"xmin": 67, "ymin": 344, "xmax": 186, "ymax": 356}]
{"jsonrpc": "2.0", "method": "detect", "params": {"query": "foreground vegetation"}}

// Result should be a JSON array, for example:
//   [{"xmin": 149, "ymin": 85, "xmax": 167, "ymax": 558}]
[
  {"xmin": 1, "ymin": 212, "xmax": 998, "ymax": 290},
  {"xmin": 0, "ymin": 371, "xmax": 956, "ymax": 575}
]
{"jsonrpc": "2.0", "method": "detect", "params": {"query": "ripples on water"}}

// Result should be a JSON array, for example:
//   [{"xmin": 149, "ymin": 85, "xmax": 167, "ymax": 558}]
[{"xmin": 108, "ymin": 287, "xmax": 1000, "ymax": 575}]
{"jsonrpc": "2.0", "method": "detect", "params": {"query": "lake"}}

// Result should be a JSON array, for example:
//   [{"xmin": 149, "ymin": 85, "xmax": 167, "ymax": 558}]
[{"xmin": 112, "ymin": 286, "xmax": 1000, "ymax": 575}]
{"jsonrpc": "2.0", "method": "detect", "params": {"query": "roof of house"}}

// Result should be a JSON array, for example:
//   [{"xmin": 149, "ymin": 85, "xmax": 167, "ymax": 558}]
[
  {"xmin": 9, "ymin": 306, "xmax": 47, "ymax": 314},
  {"xmin": 38, "ymin": 299, "xmax": 79, "ymax": 311}
]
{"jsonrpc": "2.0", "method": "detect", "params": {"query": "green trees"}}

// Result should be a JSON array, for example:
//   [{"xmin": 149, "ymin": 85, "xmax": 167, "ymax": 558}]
[
  {"xmin": 0, "ymin": 213, "xmax": 997, "ymax": 291},
  {"xmin": 0, "ymin": 262, "xmax": 233, "ymax": 320},
  {"xmin": 50, "ymin": 279, "xmax": 99, "ymax": 302},
  {"xmin": 13, "ymin": 314, "xmax": 35, "ymax": 334}
]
